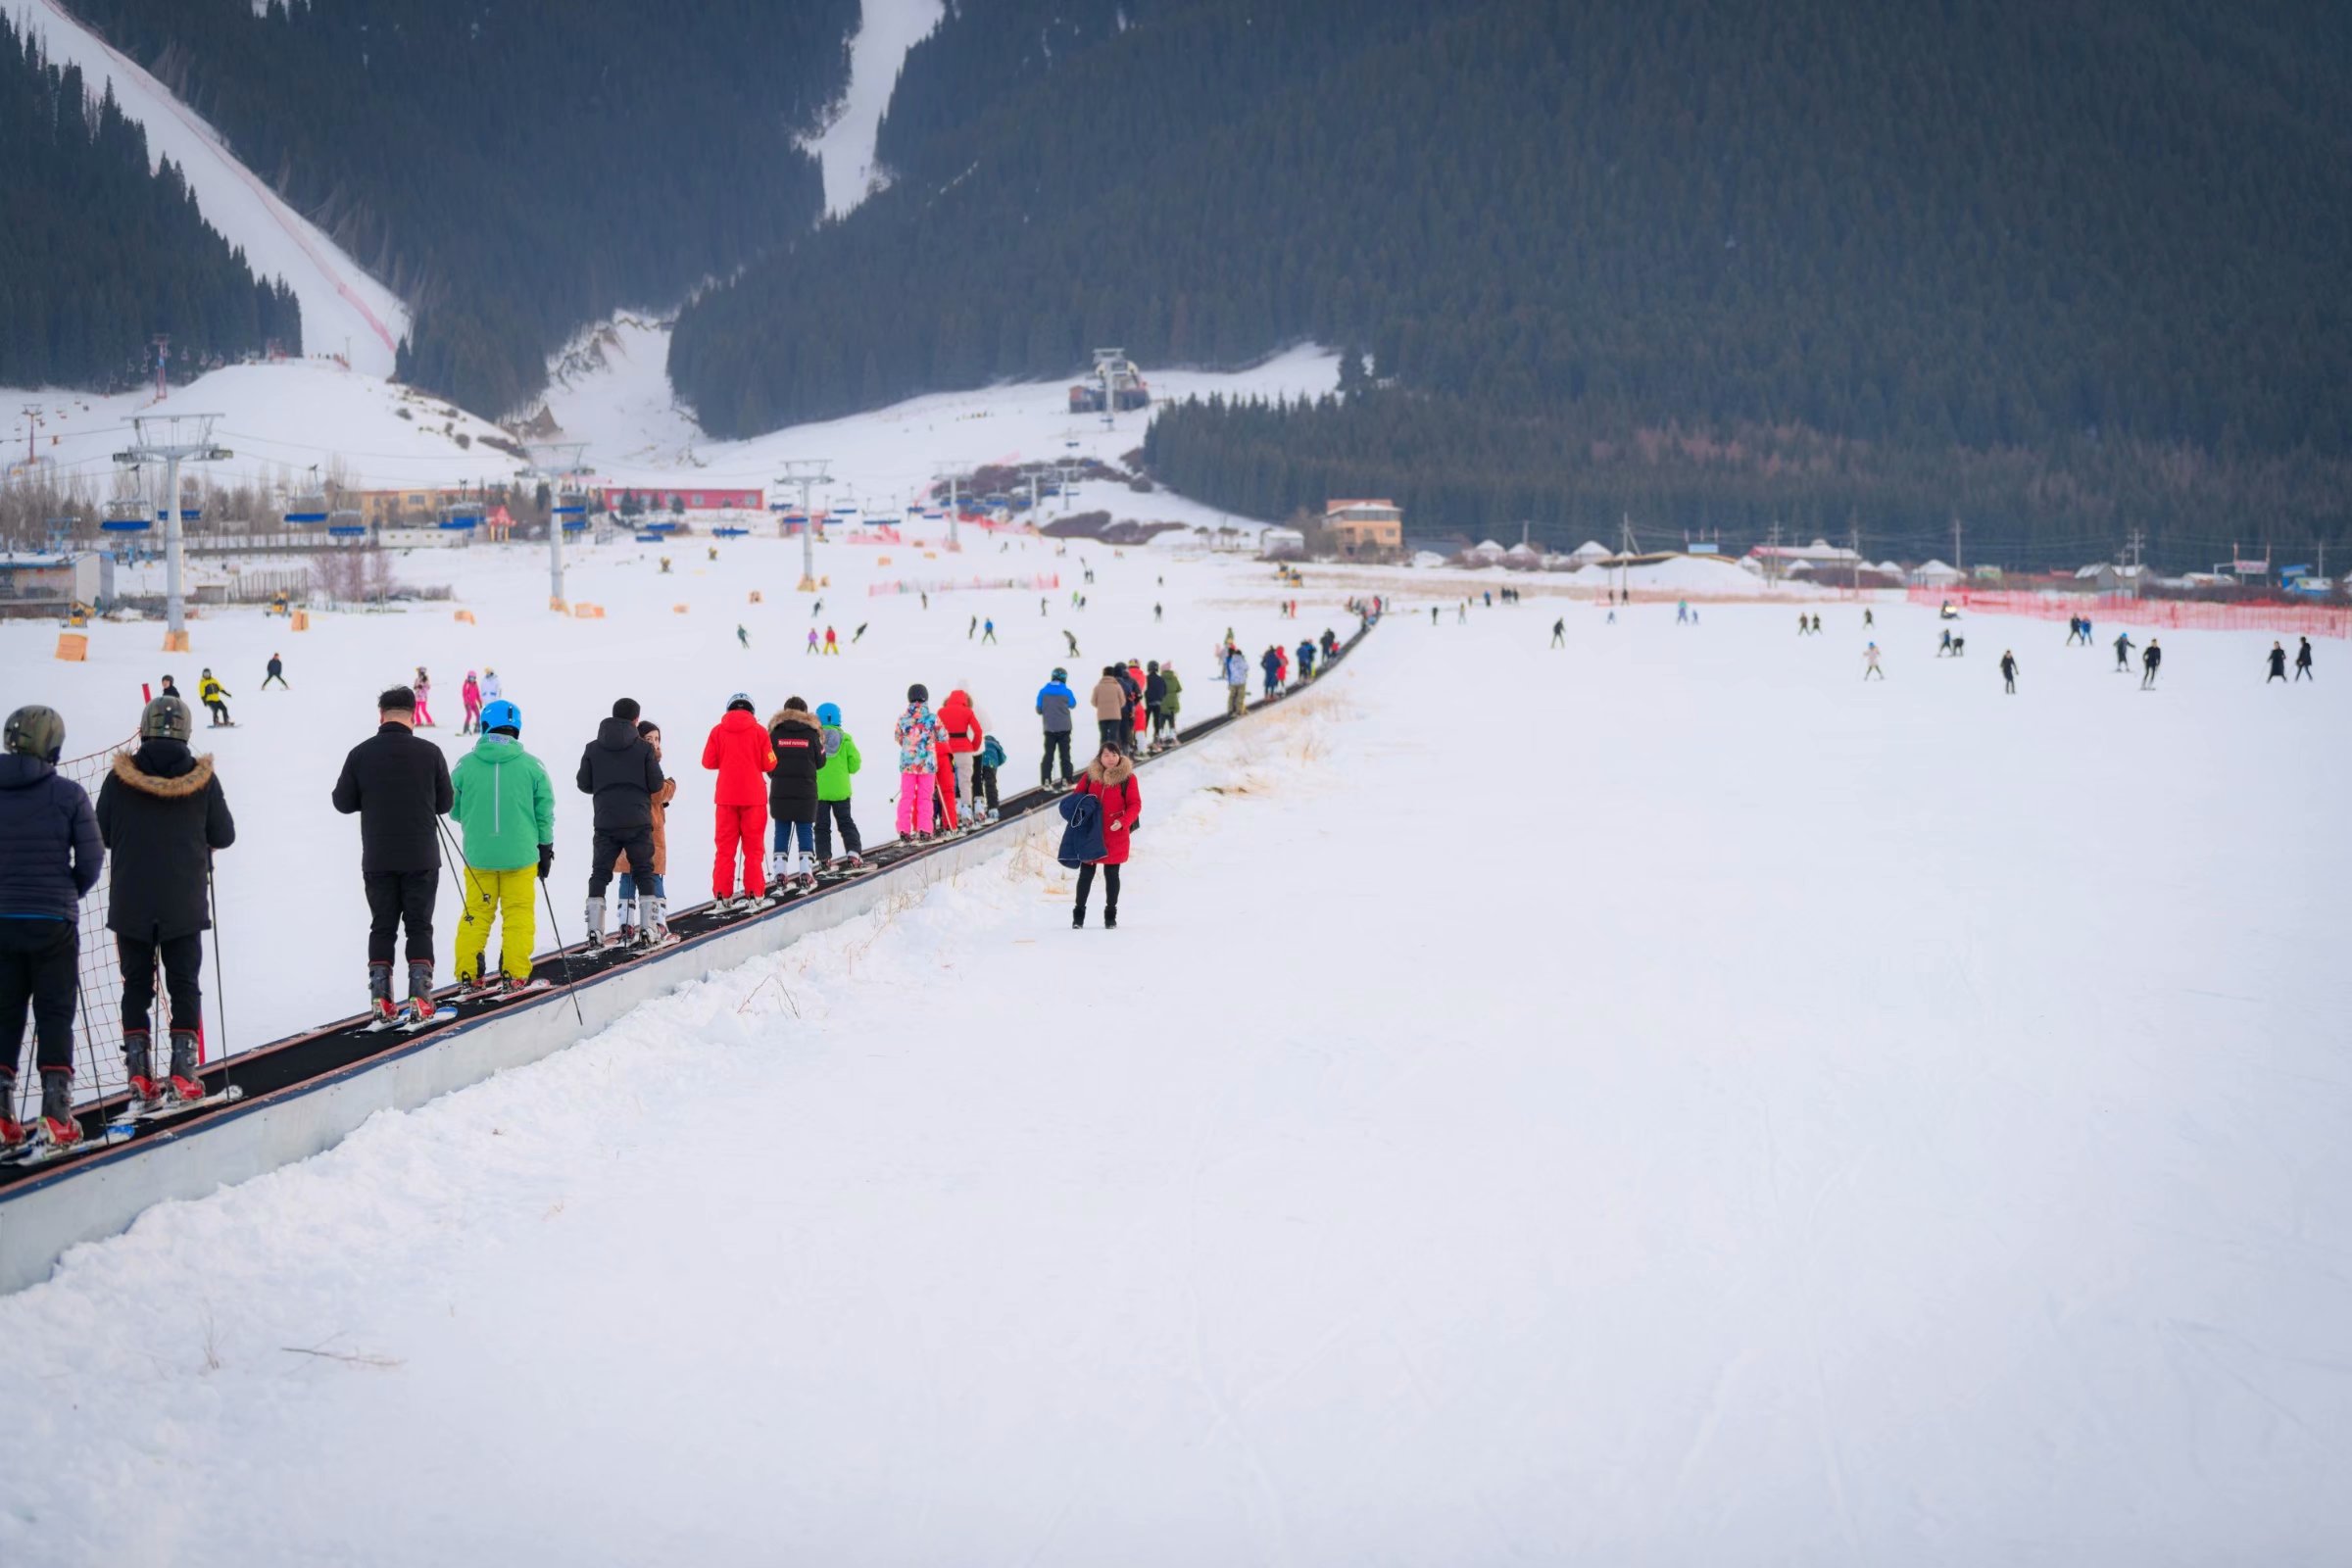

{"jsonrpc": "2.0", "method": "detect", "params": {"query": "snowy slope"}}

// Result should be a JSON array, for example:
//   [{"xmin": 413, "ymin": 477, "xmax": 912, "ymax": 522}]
[
  {"xmin": 1, "ymin": 593, "xmax": 2346, "ymax": 1564},
  {"xmin": 21, "ymin": 0, "xmax": 408, "ymax": 377},
  {"xmin": 806, "ymin": 0, "xmax": 946, "ymax": 217}
]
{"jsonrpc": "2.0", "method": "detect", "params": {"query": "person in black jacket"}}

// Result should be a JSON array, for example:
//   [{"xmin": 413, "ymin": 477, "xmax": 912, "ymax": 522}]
[
  {"xmin": 765, "ymin": 699, "xmax": 825, "ymax": 890},
  {"xmin": 0, "ymin": 705, "xmax": 103, "ymax": 1150},
  {"xmin": 331, "ymin": 685, "xmax": 453, "ymax": 1022},
  {"xmin": 577, "ymin": 697, "xmax": 663, "ymax": 945},
  {"xmin": 96, "ymin": 696, "xmax": 235, "ymax": 1102}
]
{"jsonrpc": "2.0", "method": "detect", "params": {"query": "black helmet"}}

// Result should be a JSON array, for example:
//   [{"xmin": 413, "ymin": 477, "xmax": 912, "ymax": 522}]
[
  {"xmin": 140, "ymin": 695, "xmax": 192, "ymax": 742},
  {"xmin": 1051, "ymin": 666, "xmax": 1066, "ymax": 682},
  {"xmin": 3, "ymin": 705, "xmax": 65, "ymax": 762},
  {"xmin": 906, "ymin": 683, "xmax": 928, "ymax": 704}
]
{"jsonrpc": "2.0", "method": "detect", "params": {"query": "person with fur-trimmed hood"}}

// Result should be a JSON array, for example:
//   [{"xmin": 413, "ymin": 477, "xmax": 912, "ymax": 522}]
[
  {"xmin": 96, "ymin": 695, "xmax": 236, "ymax": 1104},
  {"xmin": 766, "ymin": 698, "xmax": 826, "ymax": 889},
  {"xmin": 1068, "ymin": 738, "xmax": 1142, "ymax": 930}
]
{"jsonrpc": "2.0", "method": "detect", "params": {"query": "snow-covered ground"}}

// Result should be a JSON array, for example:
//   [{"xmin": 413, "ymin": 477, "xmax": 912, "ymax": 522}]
[
  {"xmin": 20, "ymin": 0, "xmax": 408, "ymax": 377},
  {"xmin": 805, "ymin": 0, "xmax": 946, "ymax": 218},
  {"xmin": 3, "ymin": 560, "xmax": 2347, "ymax": 1564}
]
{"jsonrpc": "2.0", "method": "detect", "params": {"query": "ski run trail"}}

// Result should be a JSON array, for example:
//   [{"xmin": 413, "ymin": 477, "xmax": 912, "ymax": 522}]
[{"xmin": 2, "ymin": 541, "xmax": 2347, "ymax": 1565}]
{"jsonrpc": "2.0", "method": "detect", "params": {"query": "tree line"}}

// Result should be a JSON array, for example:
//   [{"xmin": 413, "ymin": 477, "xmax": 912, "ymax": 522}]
[{"xmin": 1, "ymin": 15, "xmax": 299, "ymax": 392}]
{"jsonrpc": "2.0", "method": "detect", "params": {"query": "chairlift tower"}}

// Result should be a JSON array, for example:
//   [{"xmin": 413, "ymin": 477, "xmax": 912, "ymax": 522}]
[
  {"xmin": 113, "ymin": 414, "xmax": 231, "ymax": 644},
  {"xmin": 933, "ymin": 462, "xmax": 967, "ymax": 551},
  {"xmin": 1091, "ymin": 348, "xmax": 1128, "ymax": 431},
  {"xmin": 774, "ymin": 459, "xmax": 833, "ymax": 589},
  {"xmin": 518, "ymin": 442, "xmax": 592, "ymax": 609}
]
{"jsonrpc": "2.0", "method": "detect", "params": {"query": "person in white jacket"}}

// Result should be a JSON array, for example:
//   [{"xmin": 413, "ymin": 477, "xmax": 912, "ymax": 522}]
[
  {"xmin": 480, "ymin": 668, "xmax": 503, "ymax": 704},
  {"xmin": 1223, "ymin": 647, "xmax": 1249, "ymax": 716}
]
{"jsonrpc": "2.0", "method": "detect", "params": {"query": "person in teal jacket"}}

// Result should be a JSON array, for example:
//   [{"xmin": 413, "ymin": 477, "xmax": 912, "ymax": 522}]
[
  {"xmin": 813, "ymin": 701, "xmax": 864, "ymax": 868},
  {"xmin": 448, "ymin": 699, "xmax": 556, "ymax": 988}
]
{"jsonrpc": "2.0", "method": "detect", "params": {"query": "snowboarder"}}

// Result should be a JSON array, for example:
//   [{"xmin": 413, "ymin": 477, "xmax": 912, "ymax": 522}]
[
  {"xmin": 1863, "ymin": 643, "xmax": 1885, "ymax": 680},
  {"xmin": 894, "ymin": 685, "xmax": 944, "ymax": 842},
  {"xmin": 2000, "ymin": 650, "xmax": 2019, "ymax": 694},
  {"xmin": 330, "ymin": 685, "xmax": 452, "ymax": 1023},
  {"xmin": 576, "ymin": 698, "xmax": 664, "ymax": 946},
  {"xmin": 1551, "ymin": 618, "xmax": 1565, "ymax": 648},
  {"xmin": 614, "ymin": 722, "xmax": 675, "ymax": 944},
  {"xmin": 460, "ymin": 670, "xmax": 482, "ymax": 733},
  {"xmin": 1037, "ymin": 666, "xmax": 1078, "ymax": 787},
  {"xmin": 2141, "ymin": 639, "xmax": 2163, "ymax": 688},
  {"xmin": 738, "ymin": 625, "xmax": 751, "ymax": 650},
  {"xmin": 263, "ymin": 653, "xmax": 289, "ymax": 691},
  {"xmin": 197, "ymin": 668, "xmax": 232, "ymax": 727},
  {"xmin": 854, "ymin": 623, "xmax": 869, "ymax": 644},
  {"xmin": 2113, "ymin": 631, "xmax": 2134, "ymax": 671},
  {"xmin": 1091, "ymin": 666, "xmax": 1127, "ymax": 751},
  {"xmin": 412, "ymin": 669, "xmax": 434, "ymax": 727},
  {"xmin": 1224, "ymin": 645, "xmax": 1250, "ymax": 716},
  {"xmin": 2266, "ymin": 642, "xmax": 2288, "ymax": 682},
  {"xmin": 2296, "ymin": 637, "xmax": 2314, "ymax": 680},
  {"xmin": 96, "ymin": 695, "xmax": 235, "ymax": 1104},
  {"xmin": 813, "ymin": 704, "xmax": 863, "ymax": 868},
  {"xmin": 765, "ymin": 699, "xmax": 826, "ymax": 890},
  {"xmin": 702, "ymin": 694, "xmax": 775, "ymax": 905},
  {"xmin": 450, "ymin": 698, "xmax": 554, "ymax": 993},
  {"xmin": 1067, "ymin": 740, "xmax": 1141, "ymax": 930},
  {"xmin": 0, "ymin": 706, "xmax": 102, "ymax": 1151}
]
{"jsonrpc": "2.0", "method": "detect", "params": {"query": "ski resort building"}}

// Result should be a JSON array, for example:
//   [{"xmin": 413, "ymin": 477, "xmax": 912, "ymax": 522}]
[
  {"xmin": 0, "ymin": 550, "xmax": 113, "ymax": 617},
  {"xmin": 1322, "ymin": 499, "xmax": 1404, "ymax": 560}
]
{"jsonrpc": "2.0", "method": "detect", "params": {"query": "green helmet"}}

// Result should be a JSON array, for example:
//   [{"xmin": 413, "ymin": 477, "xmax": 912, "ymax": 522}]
[
  {"xmin": 3, "ymin": 705, "xmax": 65, "ymax": 762},
  {"xmin": 140, "ymin": 695, "xmax": 192, "ymax": 742}
]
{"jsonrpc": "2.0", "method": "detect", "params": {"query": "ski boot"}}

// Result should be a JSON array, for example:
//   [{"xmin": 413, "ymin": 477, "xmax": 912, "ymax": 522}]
[
  {"xmin": 616, "ymin": 896, "xmax": 638, "ymax": 946},
  {"xmin": 168, "ymin": 1029, "xmax": 204, "ymax": 1102},
  {"xmin": 583, "ymin": 896, "xmax": 607, "ymax": 952},
  {"xmin": 0, "ymin": 1075, "xmax": 22, "ymax": 1152},
  {"xmin": 39, "ymin": 1071, "xmax": 81, "ymax": 1150},
  {"xmin": 368, "ymin": 961, "xmax": 398, "ymax": 1025},
  {"xmin": 406, "ymin": 959, "xmax": 436, "ymax": 1023},
  {"xmin": 638, "ymin": 896, "xmax": 672, "ymax": 947},
  {"xmin": 122, "ymin": 1028, "xmax": 163, "ymax": 1106},
  {"xmin": 832, "ymin": 853, "xmax": 864, "ymax": 871}
]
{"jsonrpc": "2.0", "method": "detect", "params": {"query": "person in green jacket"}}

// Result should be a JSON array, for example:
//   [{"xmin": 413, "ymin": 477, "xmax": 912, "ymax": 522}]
[
  {"xmin": 449, "ymin": 698, "xmax": 556, "ymax": 990},
  {"xmin": 813, "ymin": 701, "xmax": 864, "ymax": 869},
  {"xmin": 1156, "ymin": 662, "xmax": 1183, "ymax": 748}
]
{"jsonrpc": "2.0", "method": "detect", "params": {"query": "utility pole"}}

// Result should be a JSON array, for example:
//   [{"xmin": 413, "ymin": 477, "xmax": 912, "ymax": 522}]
[
  {"xmin": 1619, "ymin": 513, "xmax": 1639, "ymax": 603},
  {"xmin": 113, "ymin": 415, "xmax": 230, "ymax": 647},
  {"xmin": 1849, "ymin": 520, "xmax": 1863, "ymax": 600},
  {"xmin": 774, "ymin": 458, "xmax": 833, "ymax": 590},
  {"xmin": 1766, "ymin": 519, "xmax": 1783, "ymax": 590},
  {"xmin": 518, "ymin": 441, "xmax": 592, "ymax": 610},
  {"xmin": 934, "ymin": 463, "xmax": 965, "ymax": 551},
  {"xmin": 17, "ymin": 404, "xmax": 36, "ymax": 468},
  {"xmin": 151, "ymin": 335, "xmax": 171, "ymax": 403},
  {"xmin": 1952, "ymin": 514, "xmax": 1964, "ymax": 576}
]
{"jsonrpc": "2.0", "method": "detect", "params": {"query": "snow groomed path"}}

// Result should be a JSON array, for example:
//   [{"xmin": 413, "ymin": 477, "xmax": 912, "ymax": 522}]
[{"xmin": 0, "ymin": 623, "xmax": 1373, "ymax": 1292}]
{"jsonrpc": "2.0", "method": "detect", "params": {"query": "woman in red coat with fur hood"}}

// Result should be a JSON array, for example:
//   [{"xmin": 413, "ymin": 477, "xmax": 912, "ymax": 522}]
[{"xmin": 1070, "ymin": 739, "xmax": 1139, "ymax": 929}]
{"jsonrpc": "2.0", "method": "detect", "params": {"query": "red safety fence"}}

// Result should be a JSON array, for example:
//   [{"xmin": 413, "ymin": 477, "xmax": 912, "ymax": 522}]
[{"xmin": 1908, "ymin": 587, "xmax": 2352, "ymax": 640}]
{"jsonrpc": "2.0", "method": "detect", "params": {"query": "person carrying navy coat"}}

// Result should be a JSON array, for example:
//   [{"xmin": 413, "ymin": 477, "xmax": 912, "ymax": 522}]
[{"xmin": 0, "ymin": 706, "xmax": 103, "ymax": 1149}]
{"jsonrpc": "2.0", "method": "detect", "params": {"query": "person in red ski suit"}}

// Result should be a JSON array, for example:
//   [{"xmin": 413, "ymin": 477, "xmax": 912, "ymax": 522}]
[{"xmin": 701, "ymin": 693, "xmax": 775, "ymax": 900}]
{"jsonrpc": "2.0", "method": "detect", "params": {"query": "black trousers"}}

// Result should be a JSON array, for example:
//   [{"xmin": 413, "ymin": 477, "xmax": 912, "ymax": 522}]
[
  {"xmin": 1074, "ymin": 861, "xmax": 1121, "ymax": 913},
  {"xmin": 815, "ymin": 799, "xmax": 863, "ymax": 860},
  {"xmin": 588, "ymin": 829, "xmax": 656, "ymax": 899},
  {"xmin": 1041, "ymin": 729, "xmax": 1074, "ymax": 785},
  {"xmin": 1098, "ymin": 718, "xmax": 1124, "ymax": 750},
  {"xmin": 206, "ymin": 699, "xmax": 230, "ymax": 724},
  {"xmin": 366, "ymin": 869, "xmax": 438, "ymax": 964},
  {"xmin": 0, "ymin": 918, "xmax": 78, "ymax": 1083},
  {"xmin": 119, "ymin": 931, "xmax": 202, "ymax": 1037},
  {"xmin": 972, "ymin": 762, "xmax": 1000, "ymax": 813}
]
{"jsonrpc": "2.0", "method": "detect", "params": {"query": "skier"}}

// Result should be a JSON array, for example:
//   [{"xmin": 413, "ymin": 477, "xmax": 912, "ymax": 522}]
[
  {"xmin": 854, "ymin": 623, "xmax": 868, "ymax": 644},
  {"xmin": 1863, "ymin": 609, "xmax": 1875, "ymax": 628},
  {"xmin": 449, "ymin": 698, "xmax": 554, "ymax": 994},
  {"xmin": 460, "ymin": 670, "xmax": 483, "ymax": 733},
  {"xmin": 2266, "ymin": 642, "xmax": 2288, "ymax": 682},
  {"xmin": 969, "ymin": 614, "xmax": 978, "ymax": 640},
  {"xmin": 702, "ymin": 694, "xmax": 775, "ymax": 906},
  {"xmin": 1938, "ymin": 628, "xmax": 1955, "ymax": 657},
  {"xmin": 2113, "ymin": 630, "xmax": 2134, "ymax": 671},
  {"xmin": 813, "ymin": 703, "xmax": 864, "ymax": 868},
  {"xmin": 263, "ymin": 653, "xmax": 289, "ymax": 691},
  {"xmin": 1432, "ymin": 606, "xmax": 1439, "ymax": 625},
  {"xmin": 2082, "ymin": 616, "xmax": 2092, "ymax": 646},
  {"xmin": 765, "ymin": 699, "xmax": 826, "ymax": 891},
  {"xmin": 197, "ymin": 668, "xmax": 232, "ymax": 727},
  {"xmin": 1261, "ymin": 644, "xmax": 1282, "ymax": 698},
  {"xmin": 938, "ymin": 685, "xmax": 986, "ymax": 827},
  {"xmin": 1551, "ymin": 618, "xmax": 1565, "ymax": 648},
  {"xmin": 1862, "ymin": 642, "xmax": 1885, "ymax": 680},
  {"xmin": 1091, "ymin": 666, "xmax": 1127, "ymax": 751},
  {"xmin": 613, "ymin": 721, "xmax": 675, "ymax": 944},
  {"xmin": 893, "ymin": 685, "xmax": 944, "ymax": 842},
  {"xmin": 738, "ymin": 625, "xmax": 751, "ymax": 650},
  {"xmin": 2066, "ymin": 615, "xmax": 2082, "ymax": 646},
  {"xmin": 1158, "ymin": 662, "xmax": 1183, "ymax": 746},
  {"xmin": 412, "ymin": 668, "xmax": 434, "ymax": 727},
  {"xmin": 330, "ymin": 684, "xmax": 452, "ymax": 1023},
  {"xmin": 1067, "ymin": 739, "xmax": 1141, "ymax": 930},
  {"xmin": 1298, "ymin": 638, "xmax": 1317, "ymax": 680},
  {"xmin": 481, "ymin": 668, "xmax": 502, "ymax": 705},
  {"xmin": 1810, "ymin": 614, "xmax": 1823, "ymax": 634},
  {"xmin": 1037, "ymin": 666, "xmax": 1078, "ymax": 787},
  {"xmin": 0, "ymin": 706, "xmax": 102, "ymax": 1151},
  {"xmin": 1677, "ymin": 601, "xmax": 1689, "ymax": 624},
  {"xmin": 807, "ymin": 628, "xmax": 820, "ymax": 656},
  {"xmin": 95, "ymin": 695, "xmax": 235, "ymax": 1105},
  {"xmin": 972, "ymin": 734, "xmax": 1004, "ymax": 822},
  {"xmin": 2000, "ymin": 650, "xmax": 2019, "ymax": 695},
  {"xmin": 2296, "ymin": 637, "xmax": 2314, "ymax": 680},
  {"xmin": 1797, "ymin": 613, "xmax": 1809, "ymax": 637},
  {"xmin": 1225, "ymin": 644, "xmax": 1250, "ymax": 717},
  {"xmin": 2141, "ymin": 638, "xmax": 2163, "ymax": 689},
  {"xmin": 1153, "ymin": 603, "xmax": 1163, "ymax": 623},
  {"xmin": 1457, "ymin": 602, "xmax": 1468, "ymax": 624},
  {"xmin": 576, "ymin": 698, "xmax": 664, "ymax": 947},
  {"xmin": 824, "ymin": 626, "xmax": 840, "ymax": 655},
  {"xmin": 982, "ymin": 618, "xmax": 998, "ymax": 645}
]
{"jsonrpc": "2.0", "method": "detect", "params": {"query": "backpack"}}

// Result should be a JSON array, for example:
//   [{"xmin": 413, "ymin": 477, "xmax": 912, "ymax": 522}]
[{"xmin": 980, "ymin": 735, "xmax": 1005, "ymax": 769}]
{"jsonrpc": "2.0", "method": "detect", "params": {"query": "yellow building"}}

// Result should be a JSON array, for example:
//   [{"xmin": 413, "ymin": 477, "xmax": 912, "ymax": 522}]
[{"xmin": 1325, "ymin": 499, "xmax": 1403, "ymax": 559}]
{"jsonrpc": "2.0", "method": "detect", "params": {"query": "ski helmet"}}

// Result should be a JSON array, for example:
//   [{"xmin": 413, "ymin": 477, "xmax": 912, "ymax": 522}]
[
  {"xmin": 480, "ymin": 700, "xmax": 521, "ymax": 734},
  {"xmin": 3, "ymin": 705, "xmax": 65, "ymax": 762},
  {"xmin": 906, "ymin": 683, "xmax": 928, "ymax": 704},
  {"xmin": 139, "ymin": 695, "xmax": 192, "ymax": 742},
  {"xmin": 1051, "ymin": 667, "xmax": 1066, "ymax": 682},
  {"xmin": 816, "ymin": 702, "xmax": 842, "ymax": 726},
  {"xmin": 726, "ymin": 692, "xmax": 755, "ymax": 712}
]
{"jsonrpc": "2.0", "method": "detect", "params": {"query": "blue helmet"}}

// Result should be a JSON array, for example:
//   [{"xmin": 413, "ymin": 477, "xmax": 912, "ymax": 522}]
[
  {"xmin": 481, "ymin": 699, "xmax": 521, "ymax": 733},
  {"xmin": 816, "ymin": 702, "xmax": 842, "ymax": 726}
]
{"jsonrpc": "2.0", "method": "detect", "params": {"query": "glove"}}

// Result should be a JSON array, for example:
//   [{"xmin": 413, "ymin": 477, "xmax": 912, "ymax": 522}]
[{"xmin": 536, "ymin": 844, "xmax": 555, "ymax": 880}]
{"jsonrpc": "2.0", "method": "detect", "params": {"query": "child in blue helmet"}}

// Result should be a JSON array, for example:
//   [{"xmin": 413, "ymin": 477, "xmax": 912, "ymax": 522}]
[{"xmin": 813, "ymin": 701, "xmax": 864, "ymax": 867}]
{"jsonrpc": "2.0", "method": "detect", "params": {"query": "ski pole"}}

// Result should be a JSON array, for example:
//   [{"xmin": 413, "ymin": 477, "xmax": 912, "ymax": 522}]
[
  {"xmin": 207, "ymin": 857, "xmax": 233, "ymax": 1096},
  {"xmin": 537, "ymin": 875, "xmax": 587, "ymax": 1027}
]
